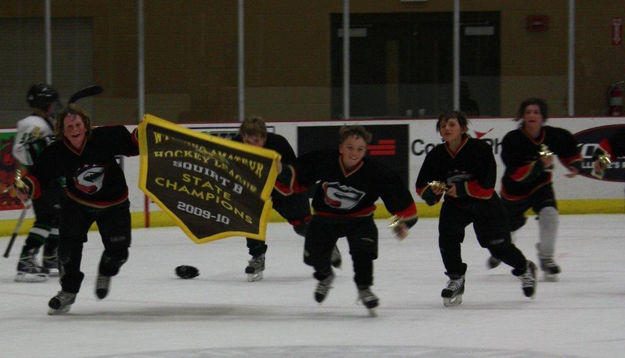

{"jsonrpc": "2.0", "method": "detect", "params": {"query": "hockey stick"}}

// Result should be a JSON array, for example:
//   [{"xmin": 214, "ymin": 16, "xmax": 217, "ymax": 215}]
[
  {"xmin": 3, "ymin": 203, "xmax": 29, "ymax": 258},
  {"xmin": 68, "ymin": 85, "xmax": 103, "ymax": 105}
]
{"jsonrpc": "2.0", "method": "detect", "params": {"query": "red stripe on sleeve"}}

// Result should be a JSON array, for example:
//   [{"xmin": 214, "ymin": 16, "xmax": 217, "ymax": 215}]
[
  {"xmin": 509, "ymin": 162, "xmax": 535, "ymax": 182},
  {"xmin": 464, "ymin": 180, "xmax": 494, "ymax": 199}
]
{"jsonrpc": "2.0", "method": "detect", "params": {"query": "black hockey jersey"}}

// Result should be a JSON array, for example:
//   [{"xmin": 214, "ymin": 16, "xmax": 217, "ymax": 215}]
[
  {"xmin": 233, "ymin": 132, "xmax": 296, "ymax": 164},
  {"xmin": 24, "ymin": 125, "xmax": 139, "ymax": 208},
  {"xmin": 276, "ymin": 149, "xmax": 417, "ymax": 220},
  {"xmin": 500, "ymin": 126, "xmax": 581, "ymax": 201},
  {"xmin": 416, "ymin": 135, "xmax": 496, "ymax": 206}
]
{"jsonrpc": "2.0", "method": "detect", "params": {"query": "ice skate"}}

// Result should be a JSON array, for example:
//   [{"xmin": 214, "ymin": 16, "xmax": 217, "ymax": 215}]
[
  {"xmin": 357, "ymin": 286, "xmax": 379, "ymax": 317},
  {"xmin": 43, "ymin": 254, "xmax": 60, "ymax": 277},
  {"xmin": 539, "ymin": 258, "xmax": 560, "ymax": 282},
  {"xmin": 519, "ymin": 261, "xmax": 537, "ymax": 298},
  {"xmin": 486, "ymin": 256, "xmax": 501, "ymax": 269},
  {"xmin": 245, "ymin": 253, "xmax": 265, "ymax": 282},
  {"xmin": 95, "ymin": 273, "xmax": 111, "ymax": 299},
  {"xmin": 331, "ymin": 245, "xmax": 342, "ymax": 269},
  {"xmin": 314, "ymin": 272, "xmax": 335, "ymax": 303},
  {"xmin": 441, "ymin": 275, "xmax": 465, "ymax": 307},
  {"xmin": 48, "ymin": 291, "xmax": 76, "ymax": 315},
  {"xmin": 15, "ymin": 251, "xmax": 49, "ymax": 283}
]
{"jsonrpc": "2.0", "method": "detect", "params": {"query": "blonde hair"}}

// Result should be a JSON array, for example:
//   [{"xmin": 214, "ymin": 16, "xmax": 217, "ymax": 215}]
[
  {"xmin": 338, "ymin": 125, "xmax": 372, "ymax": 144},
  {"xmin": 239, "ymin": 116, "xmax": 267, "ymax": 138}
]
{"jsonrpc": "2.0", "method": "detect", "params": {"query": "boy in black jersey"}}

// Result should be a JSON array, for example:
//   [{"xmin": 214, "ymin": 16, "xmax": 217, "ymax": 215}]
[
  {"xmin": 416, "ymin": 111, "xmax": 536, "ymax": 306},
  {"xmin": 17, "ymin": 105, "xmax": 139, "ymax": 314},
  {"xmin": 276, "ymin": 125, "xmax": 417, "ymax": 314},
  {"xmin": 234, "ymin": 117, "xmax": 341, "ymax": 282},
  {"xmin": 486, "ymin": 99, "xmax": 581, "ymax": 281}
]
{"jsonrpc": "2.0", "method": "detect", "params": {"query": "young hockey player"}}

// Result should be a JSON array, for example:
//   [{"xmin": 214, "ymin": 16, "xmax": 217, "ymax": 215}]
[
  {"xmin": 276, "ymin": 125, "xmax": 417, "ymax": 315},
  {"xmin": 11, "ymin": 83, "xmax": 63, "ymax": 281},
  {"xmin": 16, "ymin": 104, "xmax": 139, "ymax": 315},
  {"xmin": 486, "ymin": 98, "xmax": 581, "ymax": 281},
  {"xmin": 416, "ymin": 111, "xmax": 536, "ymax": 306},
  {"xmin": 233, "ymin": 116, "xmax": 341, "ymax": 282}
]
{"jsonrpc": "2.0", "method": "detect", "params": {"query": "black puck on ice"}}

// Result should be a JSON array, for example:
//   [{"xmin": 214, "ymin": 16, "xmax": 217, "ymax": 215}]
[{"xmin": 175, "ymin": 265, "xmax": 199, "ymax": 279}]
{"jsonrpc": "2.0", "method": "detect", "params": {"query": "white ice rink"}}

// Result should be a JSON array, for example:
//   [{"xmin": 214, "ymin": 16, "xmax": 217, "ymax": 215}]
[{"xmin": 1, "ymin": 214, "xmax": 624, "ymax": 358}]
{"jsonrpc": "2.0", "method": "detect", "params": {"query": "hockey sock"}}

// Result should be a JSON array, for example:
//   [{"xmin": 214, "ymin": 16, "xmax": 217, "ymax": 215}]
[{"xmin": 537, "ymin": 206, "xmax": 558, "ymax": 259}]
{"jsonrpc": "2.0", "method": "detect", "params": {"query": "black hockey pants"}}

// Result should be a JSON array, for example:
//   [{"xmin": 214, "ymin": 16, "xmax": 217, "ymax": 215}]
[
  {"xmin": 58, "ymin": 200, "xmax": 131, "ymax": 294},
  {"xmin": 246, "ymin": 189, "xmax": 311, "ymax": 256},
  {"xmin": 438, "ymin": 196, "xmax": 527, "ymax": 278},
  {"xmin": 305, "ymin": 215, "xmax": 378, "ymax": 287}
]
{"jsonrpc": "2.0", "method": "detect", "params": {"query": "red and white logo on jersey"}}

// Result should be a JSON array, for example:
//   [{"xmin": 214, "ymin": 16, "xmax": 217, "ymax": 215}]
[
  {"xmin": 322, "ymin": 182, "xmax": 365, "ymax": 210},
  {"xmin": 74, "ymin": 164, "xmax": 105, "ymax": 194}
]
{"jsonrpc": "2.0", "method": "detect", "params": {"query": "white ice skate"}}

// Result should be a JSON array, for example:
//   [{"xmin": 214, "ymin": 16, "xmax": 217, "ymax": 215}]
[
  {"xmin": 48, "ymin": 291, "xmax": 76, "ymax": 315},
  {"xmin": 540, "ymin": 258, "xmax": 560, "ymax": 282},
  {"xmin": 245, "ymin": 254, "xmax": 265, "ymax": 282},
  {"xmin": 95, "ymin": 273, "xmax": 111, "ymax": 299},
  {"xmin": 314, "ymin": 273, "xmax": 335, "ymax": 303},
  {"xmin": 441, "ymin": 275, "xmax": 465, "ymax": 307},
  {"xmin": 519, "ymin": 261, "xmax": 537, "ymax": 298},
  {"xmin": 357, "ymin": 286, "xmax": 379, "ymax": 317},
  {"xmin": 15, "ymin": 254, "xmax": 49, "ymax": 283},
  {"xmin": 43, "ymin": 254, "xmax": 60, "ymax": 277}
]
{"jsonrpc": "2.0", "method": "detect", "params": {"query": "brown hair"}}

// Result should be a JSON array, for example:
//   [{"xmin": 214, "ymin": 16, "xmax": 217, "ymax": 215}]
[
  {"xmin": 436, "ymin": 110, "xmax": 468, "ymax": 132},
  {"xmin": 55, "ymin": 104, "xmax": 92, "ymax": 138},
  {"xmin": 338, "ymin": 125, "xmax": 372, "ymax": 144},
  {"xmin": 516, "ymin": 98, "xmax": 548, "ymax": 122},
  {"xmin": 238, "ymin": 116, "xmax": 267, "ymax": 138}
]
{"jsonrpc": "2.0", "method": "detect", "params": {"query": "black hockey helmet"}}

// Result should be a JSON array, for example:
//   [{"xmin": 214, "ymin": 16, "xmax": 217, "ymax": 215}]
[{"xmin": 26, "ymin": 83, "xmax": 60, "ymax": 111}]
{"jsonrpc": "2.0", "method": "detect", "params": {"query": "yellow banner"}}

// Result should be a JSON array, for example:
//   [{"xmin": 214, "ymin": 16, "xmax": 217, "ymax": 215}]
[{"xmin": 138, "ymin": 114, "xmax": 280, "ymax": 243}]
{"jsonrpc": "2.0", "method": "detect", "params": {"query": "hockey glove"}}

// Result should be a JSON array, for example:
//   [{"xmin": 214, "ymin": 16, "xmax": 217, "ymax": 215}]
[
  {"xmin": 389, "ymin": 216, "xmax": 418, "ymax": 240},
  {"xmin": 12, "ymin": 169, "xmax": 32, "ymax": 203}
]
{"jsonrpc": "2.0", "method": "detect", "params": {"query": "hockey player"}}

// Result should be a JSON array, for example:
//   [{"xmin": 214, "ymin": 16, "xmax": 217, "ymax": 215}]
[
  {"xmin": 591, "ymin": 129, "xmax": 625, "ymax": 179},
  {"xmin": 15, "ymin": 104, "xmax": 139, "ymax": 315},
  {"xmin": 12, "ymin": 83, "xmax": 63, "ymax": 282},
  {"xmin": 276, "ymin": 125, "xmax": 417, "ymax": 315},
  {"xmin": 486, "ymin": 98, "xmax": 581, "ymax": 281},
  {"xmin": 233, "ymin": 116, "xmax": 341, "ymax": 282},
  {"xmin": 416, "ymin": 111, "xmax": 536, "ymax": 306}
]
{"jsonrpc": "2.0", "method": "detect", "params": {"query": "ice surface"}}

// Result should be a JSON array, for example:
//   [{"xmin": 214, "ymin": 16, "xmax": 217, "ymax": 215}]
[{"xmin": 1, "ymin": 214, "xmax": 624, "ymax": 357}]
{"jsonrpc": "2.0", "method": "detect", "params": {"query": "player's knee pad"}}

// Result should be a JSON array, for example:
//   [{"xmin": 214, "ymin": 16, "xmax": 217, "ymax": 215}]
[
  {"xmin": 487, "ymin": 239, "xmax": 513, "ymax": 258},
  {"xmin": 438, "ymin": 235, "xmax": 462, "ymax": 252},
  {"xmin": 58, "ymin": 241, "xmax": 83, "ymax": 265},
  {"xmin": 508, "ymin": 215, "xmax": 527, "ymax": 232},
  {"xmin": 99, "ymin": 249, "xmax": 129, "ymax": 276},
  {"xmin": 303, "ymin": 249, "xmax": 314, "ymax": 266},
  {"xmin": 350, "ymin": 237, "xmax": 378, "ymax": 260},
  {"xmin": 293, "ymin": 221, "xmax": 309, "ymax": 237},
  {"xmin": 106, "ymin": 233, "xmax": 131, "ymax": 250},
  {"xmin": 288, "ymin": 215, "xmax": 311, "ymax": 238},
  {"xmin": 351, "ymin": 250, "xmax": 377, "ymax": 262}
]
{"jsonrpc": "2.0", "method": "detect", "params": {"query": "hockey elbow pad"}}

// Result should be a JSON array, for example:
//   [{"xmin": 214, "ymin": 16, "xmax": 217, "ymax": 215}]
[
  {"xmin": 276, "ymin": 164, "xmax": 293, "ymax": 184},
  {"xmin": 275, "ymin": 165, "xmax": 295, "ymax": 195}
]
